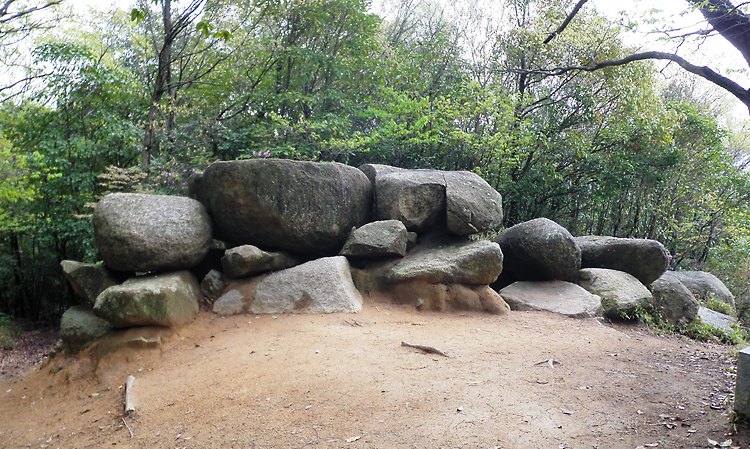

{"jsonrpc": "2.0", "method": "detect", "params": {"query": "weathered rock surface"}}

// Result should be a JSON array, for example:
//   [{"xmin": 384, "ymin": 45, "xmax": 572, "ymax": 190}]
[
  {"xmin": 200, "ymin": 159, "xmax": 372, "ymax": 256},
  {"xmin": 498, "ymin": 281, "xmax": 602, "ymax": 318},
  {"xmin": 375, "ymin": 171, "xmax": 446, "ymax": 232},
  {"xmin": 575, "ymin": 236, "xmax": 670, "ymax": 286},
  {"xmin": 200, "ymin": 269, "xmax": 228, "ymax": 301},
  {"xmin": 93, "ymin": 193, "xmax": 212, "ymax": 272},
  {"xmin": 735, "ymin": 347, "xmax": 750, "ymax": 417},
  {"xmin": 341, "ymin": 220, "xmax": 408, "ymax": 258},
  {"xmin": 373, "ymin": 169, "xmax": 503, "ymax": 235},
  {"xmin": 59, "ymin": 305, "xmax": 112, "ymax": 351},
  {"xmin": 698, "ymin": 306, "xmax": 736, "ymax": 333},
  {"xmin": 383, "ymin": 239, "xmax": 503, "ymax": 285},
  {"xmin": 390, "ymin": 281, "xmax": 509, "ymax": 314},
  {"xmin": 60, "ymin": 260, "xmax": 125, "ymax": 306},
  {"xmin": 650, "ymin": 273, "xmax": 699, "ymax": 324},
  {"xmin": 214, "ymin": 257, "xmax": 363, "ymax": 315},
  {"xmin": 94, "ymin": 271, "xmax": 201, "ymax": 328},
  {"xmin": 358, "ymin": 163, "xmax": 405, "ymax": 185},
  {"xmin": 670, "ymin": 271, "xmax": 735, "ymax": 309},
  {"xmin": 494, "ymin": 218, "xmax": 580, "ymax": 282},
  {"xmin": 444, "ymin": 171, "xmax": 503, "ymax": 235},
  {"xmin": 221, "ymin": 245, "xmax": 297, "ymax": 279},
  {"xmin": 579, "ymin": 268, "xmax": 653, "ymax": 318}
]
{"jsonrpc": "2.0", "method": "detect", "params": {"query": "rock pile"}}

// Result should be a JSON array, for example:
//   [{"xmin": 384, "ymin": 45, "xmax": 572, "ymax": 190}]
[{"xmin": 58, "ymin": 158, "xmax": 737, "ymax": 352}]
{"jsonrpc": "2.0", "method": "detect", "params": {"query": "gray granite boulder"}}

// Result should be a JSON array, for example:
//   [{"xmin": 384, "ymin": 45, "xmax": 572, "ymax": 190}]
[
  {"xmin": 579, "ymin": 268, "xmax": 653, "ymax": 319},
  {"xmin": 382, "ymin": 239, "xmax": 503, "ymax": 285},
  {"xmin": 341, "ymin": 220, "xmax": 408, "ymax": 258},
  {"xmin": 94, "ymin": 271, "xmax": 201, "ymax": 328},
  {"xmin": 498, "ymin": 281, "xmax": 602, "ymax": 318},
  {"xmin": 60, "ymin": 260, "xmax": 125, "ymax": 306},
  {"xmin": 59, "ymin": 305, "xmax": 113, "ymax": 352},
  {"xmin": 698, "ymin": 306, "xmax": 736, "ymax": 333},
  {"xmin": 494, "ymin": 218, "xmax": 580, "ymax": 282},
  {"xmin": 213, "ymin": 257, "xmax": 363, "ymax": 315},
  {"xmin": 670, "ymin": 271, "xmax": 735, "ymax": 309},
  {"xmin": 358, "ymin": 163, "xmax": 405, "ymax": 185},
  {"xmin": 444, "ymin": 171, "xmax": 503, "ymax": 235},
  {"xmin": 650, "ymin": 273, "xmax": 699, "ymax": 324},
  {"xmin": 575, "ymin": 236, "xmax": 669, "ymax": 286},
  {"xmin": 221, "ymin": 245, "xmax": 297, "ymax": 279},
  {"xmin": 93, "ymin": 193, "xmax": 212, "ymax": 272},
  {"xmin": 375, "ymin": 171, "xmax": 446, "ymax": 233},
  {"xmin": 199, "ymin": 159, "xmax": 372, "ymax": 257},
  {"xmin": 374, "ymin": 169, "xmax": 503, "ymax": 235}
]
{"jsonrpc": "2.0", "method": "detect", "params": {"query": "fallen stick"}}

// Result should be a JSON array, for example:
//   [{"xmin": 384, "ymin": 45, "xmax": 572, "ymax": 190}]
[
  {"xmin": 125, "ymin": 375, "xmax": 136, "ymax": 414},
  {"xmin": 121, "ymin": 417, "xmax": 134, "ymax": 438},
  {"xmin": 401, "ymin": 341, "xmax": 451, "ymax": 358}
]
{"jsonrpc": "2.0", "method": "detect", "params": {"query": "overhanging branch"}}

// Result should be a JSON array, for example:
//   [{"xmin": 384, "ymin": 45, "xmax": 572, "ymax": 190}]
[{"xmin": 544, "ymin": 0, "xmax": 589, "ymax": 44}]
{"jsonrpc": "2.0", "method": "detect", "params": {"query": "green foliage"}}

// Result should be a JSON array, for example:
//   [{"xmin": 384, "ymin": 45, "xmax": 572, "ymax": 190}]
[
  {"xmin": 631, "ymin": 307, "xmax": 747, "ymax": 345},
  {"xmin": 0, "ymin": 312, "xmax": 18, "ymax": 350},
  {"xmin": 701, "ymin": 292, "xmax": 735, "ymax": 317}
]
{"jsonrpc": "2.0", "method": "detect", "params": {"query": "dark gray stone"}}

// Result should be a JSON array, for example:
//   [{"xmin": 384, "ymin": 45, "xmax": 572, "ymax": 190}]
[
  {"xmin": 671, "ymin": 271, "xmax": 735, "ymax": 309},
  {"xmin": 94, "ymin": 271, "xmax": 201, "ymax": 328},
  {"xmin": 383, "ymin": 239, "xmax": 503, "ymax": 285},
  {"xmin": 650, "ymin": 273, "xmax": 699, "ymax": 324},
  {"xmin": 200, "ymin": 269, "xmax": 228, "ymax": 301},
  {"xmin": 494, "ymin": 218, "xmax": 580, "ymax": 282},
  {"xmin": 59, "ymin": 305, "xmax": 112, "ymax": 352},
  {"xmin": 735, "ymin": 347, "xmax": 750, "ymax": 417},
  {"xmin": 579, "ymin": 268, "xmax": 653, "ymax": 318},
  {"xmin": 575, "ymin": 236, "xmax": 670, "ymax": 286},
  {"xmin": 341, "ymin": 220, "xmax": 408, "ymax": 258},
  {"xmin": 498, "ymin": 281, "xmax": 602, "ymax": 318},
  {"xmin": 93, "ymin": 193, "xmax": 212, "ymax": 272},
  {"xmin": 200, "ymin": 159, "xmax": 372, "ymax": 257},
  {"xmin": 221, "ymin": 245, "xmax": 297, "ymax": 279},
  {"xmin": 60, "ymin": 260, "xmax": 124, "ymax": 306}
]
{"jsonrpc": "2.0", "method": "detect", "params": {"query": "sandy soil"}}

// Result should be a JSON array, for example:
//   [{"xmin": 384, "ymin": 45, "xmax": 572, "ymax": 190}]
[{"xmin": 0, "ymin": 296, "xmax": 747, "ymax": 449}]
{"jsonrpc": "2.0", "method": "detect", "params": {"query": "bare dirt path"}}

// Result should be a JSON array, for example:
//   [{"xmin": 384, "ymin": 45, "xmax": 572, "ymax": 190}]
[{"xmin": 0, "ymin": 297, "xmax": 746, "ymax": 449}]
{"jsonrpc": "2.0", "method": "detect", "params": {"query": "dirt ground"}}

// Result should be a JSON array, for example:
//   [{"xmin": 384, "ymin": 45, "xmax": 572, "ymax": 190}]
[{"xmin": 0, "ymin": 296, "xmax": 748, "ymax": 449}]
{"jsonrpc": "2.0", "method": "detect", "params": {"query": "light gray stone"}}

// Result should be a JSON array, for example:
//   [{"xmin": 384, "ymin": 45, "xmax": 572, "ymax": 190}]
[
  {"xmin": 734, "ymin": 347, "xmax": 750, "ymax": 417},
  {"xmin": 575, "ymin": 236, "xmax": 670, "ymax": 286},
  {"xmin": 650, "ymin": 273, "xmax": 699, "ymax": 324},
  {"xmin": 671, "ymin": 271, "xmax": 735, "ymax": 309},
  {"xmin": 60, "ymin": 260, "xmax": 124, "ymax": 306},
  {"xmin": 221, "ymin": 245, "xmax": 297, "ymax": 279},
  {"xmin": 93, "ymin": 193, "xmax": 212, "ymax": 272},
  {"xmin": 358, "ymin": 163, "xmax": 405, "ymax": 186},
  {"xmin": 697, "ymin": 306, "xmax": 736, "ymax": 333},
  {"xmin": 494, "ymin": 218, "xmax": 580, "ymax": 282},
  {"xmin": 200, "ymin": 159, "xmax": 372, "ymax": 257},
  {"xmin": 498, "ymin": 281, "xmax": 602, "ymax": 318},
  {"xmin": 579, "ymin": 268, "xmax": 653, "ymax": 318},
  {"xmin": 94, "ymin": 271, "xmax": 201, "ymax": 328},
  {"xmin": 59, "ymin": 305, "xmax": 112, "ymax": 352},
  {"xmin": 444, "ymin": 171, "xmax": 503, "ymax": 235},
  {"xmin": 341, "ymin": 220, "xmax": 408, "ymax": 258},
  {"xmin": 383, "ymin": 239, "xmax": 503, "ymax": 285},
  {"xmin": 251, "ymin": 257, "xmax": 363, "ymax": 314}
]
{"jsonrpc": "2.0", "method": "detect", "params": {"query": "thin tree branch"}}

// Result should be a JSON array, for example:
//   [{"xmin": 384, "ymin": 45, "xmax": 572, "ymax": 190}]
[{"xmin": 544, "ymin": 0, "xmax": 589, "ymax": 44}]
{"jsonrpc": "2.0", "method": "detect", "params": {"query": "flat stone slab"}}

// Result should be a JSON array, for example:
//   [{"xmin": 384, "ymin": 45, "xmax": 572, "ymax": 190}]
[
  {"xmin": 698, "ymin": 306, "xmax": 736, "ymax": 333},
  {"xmin": 735, "ymin": 347, "xmax": 750, "ymax": 417},
  {"xmin": 498, "ymin": 281, "xmax": 602, "ymax": 318}
]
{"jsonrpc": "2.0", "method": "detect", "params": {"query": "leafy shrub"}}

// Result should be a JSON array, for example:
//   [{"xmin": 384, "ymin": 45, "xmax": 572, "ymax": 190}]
[{"xmin": 0, "ymin": 312, "xmax": 18, "ymax": 350}]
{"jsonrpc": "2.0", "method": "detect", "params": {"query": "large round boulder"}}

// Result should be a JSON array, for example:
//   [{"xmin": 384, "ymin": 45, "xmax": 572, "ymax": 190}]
[
  {"xmin": 493, "ymin": 218, "xmax": 580, "ymax": 282},
  {"xmin": 575, "ymin": 236, "xmax": 669, "ymax": 286},
  {"xmin": 93, "ymin": 193, "xmax": 212, "ymax": 272},
  {"xmin": 650, "ymin": 273, "xmax": 699, "ymax": 324},
  {"xmin": 59, "ymin": 305, "xmax": 113, "ymax": 352},
  {"xmin": 670, "ymin": 271, "xmax": 735, "ymax": 309},
  {"xmin": 200, "ymin": 159, "xmax": 372, "ymax": 257},
  {"xmin": 579, "ymin": 268, "xmax": 653, "ymax": 319}
]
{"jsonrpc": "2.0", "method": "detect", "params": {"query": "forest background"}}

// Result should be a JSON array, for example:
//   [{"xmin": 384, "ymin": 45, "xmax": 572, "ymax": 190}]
[{"xmin": 1, "ymin": 0, "xmax": 749, "ymax": 327}]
